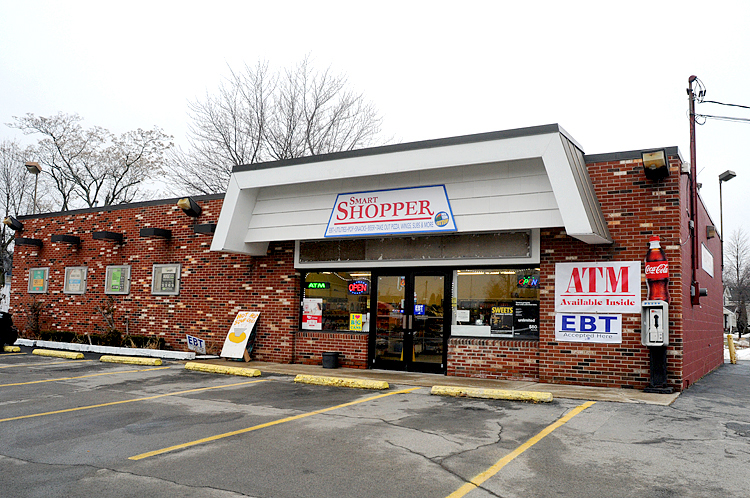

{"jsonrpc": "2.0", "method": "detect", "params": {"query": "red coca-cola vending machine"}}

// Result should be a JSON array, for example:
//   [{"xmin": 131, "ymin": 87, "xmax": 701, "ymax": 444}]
[
  {"xmin": 642, "ymin": 236, "xmax": 669, "ymax": 347},
  {"xmin": 642, "ymin": 235, "xmax": 672, "ymax": 394}
]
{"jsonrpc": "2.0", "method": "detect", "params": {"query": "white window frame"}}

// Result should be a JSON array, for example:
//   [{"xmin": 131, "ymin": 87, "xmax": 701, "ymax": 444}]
[
  {"xmin": 152, "ymin": 263, "xmax": 181, "ymax": 296},
  {"xmin": 28, "ymin": 267, "xmax": 49, "ymax": 294},
  {"xmin": 105, "ymin": 265, "xmax": 131, "ymax": 295},
  {"xmin": 63, "ymin": 266, "xmax": 88, "ymax": 295}
]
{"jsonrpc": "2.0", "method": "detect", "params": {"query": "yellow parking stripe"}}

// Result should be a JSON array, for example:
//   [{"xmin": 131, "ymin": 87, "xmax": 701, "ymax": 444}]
[
  {"xmin": 446, "ymin": 401, "xmax": 596, "ymax": 498},
  {"xmin": 0, "ymin": 366, "xmax": 171, "ymax": 387},
  {"xmin": 0, "ymin": 359, "xmax": 95, "ymax": 369},
  {"xmin": 0, "ymin": 352, "xmax": 26, "ymax": 356},
  {"xmin": 130, "ymin": 387, "xmax": 422, "ymax": 461},
  {"xmin": 0, "ymin": 379, "xmax": 267, "ymax": 423}
]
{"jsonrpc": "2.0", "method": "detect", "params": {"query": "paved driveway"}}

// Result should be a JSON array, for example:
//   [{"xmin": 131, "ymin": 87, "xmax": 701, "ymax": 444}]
[{"xmin": 1, "ymin": 348, "xmax": 748, "ymax": 497}]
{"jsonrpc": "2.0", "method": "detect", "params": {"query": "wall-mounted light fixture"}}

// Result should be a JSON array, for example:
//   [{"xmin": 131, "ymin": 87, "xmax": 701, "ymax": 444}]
[
  {"xmin": 642, "ymin": 149, "xmax": 669, "ymax": 181},
  {"xmin": 3, "ymin": 216, "xmax": 24, "ymax": 231},
  {"xmin": 177, "ymin": 197, "xmax": 202, "ymax": 217}
]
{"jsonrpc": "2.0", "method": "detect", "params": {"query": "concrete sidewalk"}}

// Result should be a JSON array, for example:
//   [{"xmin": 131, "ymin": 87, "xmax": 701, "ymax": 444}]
[{"xmin": 186, "ymin": 358, "xmax": 682, "ymax": 406}]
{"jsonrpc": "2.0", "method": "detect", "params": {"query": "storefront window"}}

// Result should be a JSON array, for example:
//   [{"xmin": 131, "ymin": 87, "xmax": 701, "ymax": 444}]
[
  {"xmin": 453, "ymin": 268, "xmax": 540, "ymax": 339},
  {"xmin": 302, "ymin": 272, "xmax": 371, "ymax": 332}
]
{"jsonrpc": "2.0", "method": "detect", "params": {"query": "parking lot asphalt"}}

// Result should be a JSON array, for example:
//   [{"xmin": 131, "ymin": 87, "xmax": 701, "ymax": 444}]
[{"xmin": 2, "ymin": 347, "xmax": 748, "ymax": 498}]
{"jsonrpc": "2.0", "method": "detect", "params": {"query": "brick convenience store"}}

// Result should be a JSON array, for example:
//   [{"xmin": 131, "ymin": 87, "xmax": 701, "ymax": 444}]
[{"xmin": 8, "ymin": 125, "xmax": 724, "ymax": 391}]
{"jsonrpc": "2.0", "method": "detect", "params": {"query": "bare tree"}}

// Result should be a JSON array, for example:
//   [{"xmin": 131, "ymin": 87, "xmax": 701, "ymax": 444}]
[
  {"xmin": 169, "ymin": 56, "xmax": 384, "ymax": 195},
  {"xmin": 0, "ymin": 140, "xmax": 35, "ymax": 285},
  {"xmin": 9, "ymin": 113, "xmax": 172, "ymax": 210},
  {"xmin": 724, "ymin": 227, "xmax": 750, "ymax": 336}
]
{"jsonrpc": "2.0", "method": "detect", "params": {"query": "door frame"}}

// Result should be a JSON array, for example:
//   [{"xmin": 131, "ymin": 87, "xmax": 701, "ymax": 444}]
[{"xmin": 368, "ymin": 268, "xmax": 451, "ymax": 374}]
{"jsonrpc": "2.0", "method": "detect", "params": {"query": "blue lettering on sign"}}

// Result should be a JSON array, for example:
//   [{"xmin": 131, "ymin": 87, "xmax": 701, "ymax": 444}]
[
  {"xmin": 580, "ymin": 316, "xmax": 596, "ymax": 332},
  {"xmin": 559, "ymin": 315, "xmax": 620, "ymax": 334}
]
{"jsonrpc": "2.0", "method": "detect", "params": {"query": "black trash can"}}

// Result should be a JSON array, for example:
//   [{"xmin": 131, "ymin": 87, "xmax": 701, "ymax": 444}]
[
  {"xmin": 0, "ymin": 311, "xmax": 17, "ymax": 347},
  {"xmin": 322, "ymin": 351, "xmax": 340, "ymax": 369}
]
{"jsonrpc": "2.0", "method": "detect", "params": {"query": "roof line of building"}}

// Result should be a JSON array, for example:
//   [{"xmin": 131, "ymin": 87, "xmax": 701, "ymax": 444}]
[
  {"xmin": 584, "ymin": 146, "xmax": 682, "ymax": 164},
  {"xmin": 232, "ymin": 123, "xmax": 581, "ymax": 173},
  {"xmin": 16, "ymin": 193, "xmax": 225, "ymax": 221}
]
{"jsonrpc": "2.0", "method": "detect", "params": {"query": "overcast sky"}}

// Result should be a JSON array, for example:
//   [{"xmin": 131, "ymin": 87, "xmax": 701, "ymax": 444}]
[{"xmin": 1, "ymin": 1, "xmax": 749, "ymax": 240}]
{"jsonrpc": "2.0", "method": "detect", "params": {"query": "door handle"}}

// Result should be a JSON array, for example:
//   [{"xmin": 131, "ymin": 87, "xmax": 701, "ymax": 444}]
[{"xmin": 408, "ymin": 315, "xmax": 413, "ymax": 329}]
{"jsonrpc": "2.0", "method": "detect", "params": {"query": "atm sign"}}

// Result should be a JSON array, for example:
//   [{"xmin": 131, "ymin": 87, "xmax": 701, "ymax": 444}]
[
  {"xmin": 306, "ymin": 282, "xmax": 330, "ymax": 290},
  {"xmin": 348, "ymin": 280, "xmax": 369, "ymax": 294}
]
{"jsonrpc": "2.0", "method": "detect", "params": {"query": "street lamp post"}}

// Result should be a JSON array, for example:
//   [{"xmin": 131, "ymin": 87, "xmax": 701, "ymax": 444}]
[
  {"xmin": 24, "ymin": 162, "xmax": 42, "ymax": 214},
  {"xmin": 719, "ymin": 169, "xmax": 736, "ymax": 263}
]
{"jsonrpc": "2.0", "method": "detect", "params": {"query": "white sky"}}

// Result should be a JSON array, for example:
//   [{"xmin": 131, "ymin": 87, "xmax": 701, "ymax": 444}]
[{"xmin": 1, "ymin": 0, "xmax": 749, "ymax": 240}]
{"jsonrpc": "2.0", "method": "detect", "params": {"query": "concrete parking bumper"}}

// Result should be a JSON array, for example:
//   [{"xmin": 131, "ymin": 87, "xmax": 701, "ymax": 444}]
[
  {"xmin": 294, "ymin": 374, "xmax": 390, "ymax": 390},
  {"xmin": 431, "ymin": 385, "xmax": 554, "ymax": 403},
  {"xmin": 32, "ymin": 349, "xmax": 84, "ymax": 360},
  {"xmin": 185, "ymin": 361, "xmax": 261, "ymax": 377},
  {"xmin": 100, "ymin": 355, "xmax": 162, "ymax": 366}
]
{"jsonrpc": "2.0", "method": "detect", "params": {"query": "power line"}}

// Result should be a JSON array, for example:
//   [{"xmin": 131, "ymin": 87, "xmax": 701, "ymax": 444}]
[
  {"xmin": 695, "ymin": 113, "xmax": 750, "ymax": 124},
  {"xmin": 701, "ymin": 99, "xmax": 750, "ymax": 110}
]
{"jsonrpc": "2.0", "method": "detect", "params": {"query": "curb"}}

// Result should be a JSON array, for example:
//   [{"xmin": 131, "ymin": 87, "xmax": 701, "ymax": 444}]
[
  {"xmin": 14, "ymin": 339, "xmax": 195, "ymax": 360},
  {"xmin": 294, "ymin": 374, "xmax": 390, "ymax": 390},
  {"xmin": 185, "ymin": 362, "xmax": 261, "ymax": 377},
  {"xmin": 3, "ymin": 345, "xmax": 21, "ymax": 353},
  {"xmin": 430, "ymin": 385, "xmax": 554, "ymax": 403},
  {"xmin": 100, "ymin": 355, "xmax": 162, "ymax": 366},
  {"xmin": 32, "ymin": 349, "xmax": 85, "ymax": 360}
]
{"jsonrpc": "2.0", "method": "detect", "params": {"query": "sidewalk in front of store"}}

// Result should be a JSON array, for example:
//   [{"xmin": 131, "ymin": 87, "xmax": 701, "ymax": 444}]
[{"xmin": 186, "ymin": 357, "xmax": 682, "ymax": 406}]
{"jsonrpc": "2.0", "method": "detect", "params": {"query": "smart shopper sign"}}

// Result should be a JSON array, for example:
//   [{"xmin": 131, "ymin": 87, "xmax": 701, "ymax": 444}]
[{"xmin": 325, "ymin": 185, "xmax": 456, "ymax": 237}]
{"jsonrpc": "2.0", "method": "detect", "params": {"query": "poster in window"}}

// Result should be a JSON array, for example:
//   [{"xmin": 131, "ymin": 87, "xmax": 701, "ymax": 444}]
[
  {"xmin": 513, "ymin": 300, "xmax": 540, "ymax": 336},
  {"xmin": 67, "ymin": 268, "xmax": 83, "ymax": 293},
  {"xmin": 63, "ymin": 267, "xmax": 87, "ymax": 294},
  {"xmin": 106, "ymin": 265, "xmax": 130, "ymax": 294},
  {"xmin": 161, "ymin": 267, "xmax": 176, "ymax": 291},
  {"xmin": 302, "ymin": 298, "xmax": 323, "ymax": 330},
  {"xmin": 490, "ymin": 303, "xmax": 514, "ymax": 333},
  {"xmin": 28, "ymin": 268, "xmax": 48, "ymax": 293},
  {"xmin": 111, "ymin": 268, "xmax": 122, "ymax": 291},
  {"xmin": 152, "ymin": 264, "xmax": 181, "ymax": 295}
]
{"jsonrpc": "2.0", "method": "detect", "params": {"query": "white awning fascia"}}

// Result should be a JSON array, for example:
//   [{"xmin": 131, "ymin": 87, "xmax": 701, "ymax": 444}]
[{"xmin": 211, "ymin": 128, "xmax": 612, "ymax": 254}]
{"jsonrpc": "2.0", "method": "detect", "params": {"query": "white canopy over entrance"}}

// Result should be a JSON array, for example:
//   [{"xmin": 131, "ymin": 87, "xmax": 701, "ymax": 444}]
[{"xmin": 211, "ymin": 124, "xmax": 612, "ymax": 256}]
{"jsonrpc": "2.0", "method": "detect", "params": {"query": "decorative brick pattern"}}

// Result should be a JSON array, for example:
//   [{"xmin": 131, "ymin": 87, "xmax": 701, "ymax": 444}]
[
  {"xmin": 10, "ymin": 197, "xmax": 300, "ymax": 364},
  {"xmin": 448, "ymin": 339, "xmax": 539, "ymax": 380},
  {"xmin": 293, "ymin": 331, "xmax": 368, "ymax": 369}
]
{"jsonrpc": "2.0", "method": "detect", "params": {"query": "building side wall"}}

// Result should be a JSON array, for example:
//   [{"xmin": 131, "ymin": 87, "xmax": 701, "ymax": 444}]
[
  {"xmin": 679, "ymin": 176, "xmax": 725, "ymax": 388},
  {"xmin": 10, "ymin": 199, "xmax": 299, "ymax": 362},
  {"xmin": 537, "ymin": 155, "xmax": 685, "ymax": 389}
]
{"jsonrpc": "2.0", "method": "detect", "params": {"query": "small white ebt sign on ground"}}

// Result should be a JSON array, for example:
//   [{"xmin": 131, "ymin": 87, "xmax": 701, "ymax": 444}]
[{"xmin": 325, "ymin": 185, "xmax": 456, "ymax": 237}]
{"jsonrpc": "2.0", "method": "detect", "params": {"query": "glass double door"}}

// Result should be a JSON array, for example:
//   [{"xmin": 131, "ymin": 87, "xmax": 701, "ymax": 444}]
[{"xmin": 371, "ymin": 270, "xmax": 449, "ymax": 374}]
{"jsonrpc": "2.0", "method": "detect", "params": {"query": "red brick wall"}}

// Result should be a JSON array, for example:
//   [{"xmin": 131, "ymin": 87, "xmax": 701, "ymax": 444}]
[
  {"xmin": 447, "ymin": 339, "xmax": 539, "ymax": 380},
  {"xmin": 536, "ymin": 155, "xmax": 685, "ymax": 389},
  {"xmin": 10, "ymin": 197, "xmax": 300, "ymax": 363},
  {"xmin": 679, "ymin": 175, "xmax": 724, "ymax": 388},
  {"xmin": 293, "ymin": 331, "xmax": 368, "ymax": 368}
]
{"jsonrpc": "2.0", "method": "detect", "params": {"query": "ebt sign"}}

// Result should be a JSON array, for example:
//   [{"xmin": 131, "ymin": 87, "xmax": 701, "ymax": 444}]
[
  {"xmin": 555, "ymin": 261, "xmax": 641, "ymax": 313},
  {"xmin": 325, "ymin": 185, "xmax": 456, "ymax": 237}
]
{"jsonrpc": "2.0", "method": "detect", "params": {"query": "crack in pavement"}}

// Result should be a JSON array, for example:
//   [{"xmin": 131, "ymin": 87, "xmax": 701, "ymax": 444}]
[{"xmin": 0, "ymin": 453, "xmax": 257, "ymax": 497}]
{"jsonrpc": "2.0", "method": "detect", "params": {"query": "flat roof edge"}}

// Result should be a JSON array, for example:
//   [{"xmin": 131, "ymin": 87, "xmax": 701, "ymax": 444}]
[
  {"xmin": 17, "ymin": 193, "xmax": 226, "ymax": 221},
  {"xmin": 232, "ymin": 124, "xmax": 567, "ymax": 173},
  {"xmin": 584, "ymin": 146, "xmax": 681, "ymax": 164}
]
